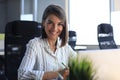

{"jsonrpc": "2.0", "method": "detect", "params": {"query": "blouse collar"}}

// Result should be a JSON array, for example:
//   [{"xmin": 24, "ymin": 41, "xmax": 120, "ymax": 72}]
[
  {"xmin": 43, "ymin": 37, "xmax": 61, "ymax": 57},
  {"xmin": 45, "ymin": 37, "xmax": 61, "ymax": 49}
]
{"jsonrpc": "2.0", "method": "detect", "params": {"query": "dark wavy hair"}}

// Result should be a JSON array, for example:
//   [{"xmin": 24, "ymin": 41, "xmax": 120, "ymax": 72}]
[{"xmin": 41, "ymin": 4, "xmax": 68, "ymax": 47}]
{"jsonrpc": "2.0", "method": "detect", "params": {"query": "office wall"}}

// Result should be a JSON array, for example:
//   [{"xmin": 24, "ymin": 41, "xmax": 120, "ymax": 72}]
[
  {"xmin": 37, "ymin": 0, "xmax": 65, "ymax": 22},
  {"xmin": 0, "ymin": 0, "xmax": 65, "ymax": 33},
  {"xmin": 6, "ymin": 0, "xmax": 20, "ymax": 22},
  {"xmin": 114, "ymin": 0, "xmax": 120, "ymax": 11},
  {"xmin": 23, "ymin": 0, "xmax": 33, "ymax": 14},
  {"xmin": 0, "ymin": 1, "xmax": 6, "ymax": 33},
  {"xmin": 0, "ymin": 0, "xmax": 20, "ymax": 33}
]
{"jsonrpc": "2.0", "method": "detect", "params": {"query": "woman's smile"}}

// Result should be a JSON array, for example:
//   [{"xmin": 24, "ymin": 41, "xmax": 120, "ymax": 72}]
[
  {"xmin": 44, "ymin": 14, "xmax": 63, "ymax": 40},
  {"xmin": 49, "ymin": 30, "xmax": 58, "ymax": 36}
]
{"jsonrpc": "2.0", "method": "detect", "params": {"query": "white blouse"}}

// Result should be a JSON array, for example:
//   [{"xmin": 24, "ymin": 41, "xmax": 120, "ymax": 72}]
[{"xmin": 18, "ymin": 37, "xmax": 77, "ymax": 80}]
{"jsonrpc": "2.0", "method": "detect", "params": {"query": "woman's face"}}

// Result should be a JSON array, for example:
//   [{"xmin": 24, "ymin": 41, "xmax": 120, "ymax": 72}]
[{"xmin": 43, "ymin": 14, "xmax": 64, "ymax": 41}]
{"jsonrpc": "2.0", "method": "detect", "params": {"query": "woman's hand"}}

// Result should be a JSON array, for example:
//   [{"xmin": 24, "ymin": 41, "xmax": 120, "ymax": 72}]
[
  {"xmin": 63, "ymin": 68, "xmax": 69, "ymax": 80},
  {"xmin": 58, "ymin": 67, "xmax": 69, "ymax": 80}
]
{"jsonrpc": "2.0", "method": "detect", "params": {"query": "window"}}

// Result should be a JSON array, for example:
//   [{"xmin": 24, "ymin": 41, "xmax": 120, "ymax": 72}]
[
  {"xmin": 111, "ymin": 0, "xmax": 120, "ymax": 45},
  {"xmin": 69, "ymin": 0, "xmax": 110, "ymax": 45}
]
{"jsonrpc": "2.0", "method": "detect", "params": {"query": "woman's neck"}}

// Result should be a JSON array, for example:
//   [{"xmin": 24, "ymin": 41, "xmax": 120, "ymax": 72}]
[{"xmin": 47, "ymin": 38, "xmax": 57, "ymax": 52}]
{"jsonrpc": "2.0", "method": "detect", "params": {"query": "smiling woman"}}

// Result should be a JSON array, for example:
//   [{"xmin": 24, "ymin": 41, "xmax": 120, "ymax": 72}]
[
  {"xmin": 18, "ymin": 4, "xmax": 77, "ymax": 80},
  {"xmin": 43, "ymin": 14, "xmax": 64, "ymax": 46}
]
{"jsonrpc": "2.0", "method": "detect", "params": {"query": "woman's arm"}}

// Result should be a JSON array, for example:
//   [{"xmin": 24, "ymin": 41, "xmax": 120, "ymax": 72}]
[
  {"xmin": 18, "ymin": 39, "xmax": 45, "ymax": 80},
  {"xmin": 42, "ymin": 71, "xmax": 58, "ymax": 80},
  {"xmin": 42, "ymin": 69, "xmax": 69, "ymax": 80}
]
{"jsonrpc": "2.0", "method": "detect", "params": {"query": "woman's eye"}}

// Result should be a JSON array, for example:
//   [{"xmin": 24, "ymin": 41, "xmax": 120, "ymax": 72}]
[
  {"xmin": 58, "ymin": 23, "xmax": 64, "ymax": 27},
  {"xmin": 47, "ymin": 21, "xmax": 52, "ymax": 24}
]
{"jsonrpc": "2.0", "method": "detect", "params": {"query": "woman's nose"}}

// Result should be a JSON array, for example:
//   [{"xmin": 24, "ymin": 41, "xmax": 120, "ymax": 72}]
[{"xmin": 52, "ymin": 24, "xmax": 57, "ymax": 30}]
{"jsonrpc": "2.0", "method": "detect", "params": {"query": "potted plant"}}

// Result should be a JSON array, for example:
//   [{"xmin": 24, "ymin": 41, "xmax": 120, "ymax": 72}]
[{"xmin": 68, "ymin": 56, "xmax": 97, "ymax": 80}]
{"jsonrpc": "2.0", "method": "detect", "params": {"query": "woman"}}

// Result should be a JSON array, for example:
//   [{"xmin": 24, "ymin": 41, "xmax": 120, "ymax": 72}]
[{"xmin": 18, "ymin": 4, "xmax": 77, "ymax": 80}]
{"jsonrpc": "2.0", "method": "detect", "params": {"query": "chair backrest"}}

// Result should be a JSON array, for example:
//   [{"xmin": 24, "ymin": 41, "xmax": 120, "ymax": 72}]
[
  {"xmin": 68, "ymin": 30, "xmax": 77, "ymax": 50},
  {"xmin": 97, "ymin": 23, "xmax": 117, "ymax": 49},
  {"xmin": 4, "ymin": 20, "xmax": 42, "ymax": 80}
]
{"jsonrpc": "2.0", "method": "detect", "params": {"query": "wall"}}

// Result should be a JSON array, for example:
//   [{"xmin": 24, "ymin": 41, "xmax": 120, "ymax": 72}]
[
  {"xmin": 37, "ymin": 0, "xmax": 65, "ymax": 22},
  {"xmin": 0, "ymin": 1, "xmax": 6, "ymax": 33},
  {"xmin": 114, "ymin": 0, "xmax": 120, "ymax": 11},
  {"xmin": 0, "ymin": 0, "xmax": 65, "ymax": 33},
  {"xmin": 0, "ymin": 0, "xmax": 20, "ymax": 33},
  {"xmin": 6, "ymin": 0, "xmax": 21, "ymax": 22}
]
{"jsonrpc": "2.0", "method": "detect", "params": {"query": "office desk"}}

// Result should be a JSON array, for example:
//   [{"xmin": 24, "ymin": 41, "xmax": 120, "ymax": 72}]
[{"xmin": 78, "ymin": 49, "xmax": 120, "ymax": 80}]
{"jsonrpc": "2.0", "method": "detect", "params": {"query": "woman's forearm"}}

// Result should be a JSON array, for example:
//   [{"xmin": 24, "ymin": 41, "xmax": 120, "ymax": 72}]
[
  {"xmin": 42, "ymin": 71, "xmax": 58, "ymax": 80},
  {"xmin": 42, "ymin": 68, "xmax": 69, "ymax": 80}
]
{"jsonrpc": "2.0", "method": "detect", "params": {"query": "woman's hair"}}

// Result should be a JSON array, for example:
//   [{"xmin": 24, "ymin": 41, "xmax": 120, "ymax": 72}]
[{"xmin": 41, "ymin": 4, "xmax": 68, "ymax": 47}]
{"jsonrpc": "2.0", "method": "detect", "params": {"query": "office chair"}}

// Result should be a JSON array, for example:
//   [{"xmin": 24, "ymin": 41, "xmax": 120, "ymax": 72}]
[
  {"xmin": 0, "ymin": 56, "xmax": 6, "ymax": 80},
  {"xmin": 68, "ymin": 30, "xmax": 77, "ymax": 50},
  {"xmin": 97, "ymin": 23, "xmax": 117, "ymax": 49},
  {"xmin": 4, "ymin": 20, "xmax": 42, "ymax": 80}
]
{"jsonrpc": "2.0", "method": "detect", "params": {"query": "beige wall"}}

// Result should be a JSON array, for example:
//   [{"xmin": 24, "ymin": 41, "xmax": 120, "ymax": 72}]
[{"xmin": 114, "ymin": 0, "xmax": 120, "ymax": 11}]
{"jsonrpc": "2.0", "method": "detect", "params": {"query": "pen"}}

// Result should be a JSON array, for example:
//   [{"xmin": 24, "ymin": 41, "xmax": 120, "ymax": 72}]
[
  {"xmin": 62, "ymin": 62, "xmax": 68, "ymax": 68},
  {"xmin": 62, "ymin": 62, "xmax": 69, "ymax": 80}
]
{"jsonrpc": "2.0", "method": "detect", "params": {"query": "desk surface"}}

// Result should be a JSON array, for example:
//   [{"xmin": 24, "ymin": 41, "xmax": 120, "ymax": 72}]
[
  {"xmin": 79, "ymin": 48, "xmax": 120, "ymax": 53},
  {"xmin": 78, "ymin": 49, "xmax": 120, "ymax": 80}
]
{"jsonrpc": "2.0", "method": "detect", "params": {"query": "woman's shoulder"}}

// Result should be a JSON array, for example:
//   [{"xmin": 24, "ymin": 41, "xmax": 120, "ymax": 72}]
[
  {"xmin": 27, "ymin": 37, "xmax": 45, "ymax": 46},
  {"xmin": 63, "ymin": 43, "xmax": 71, "ymax": 49},
  {"xmin": 28, "ymin": 37, "xmax": 46, "ymax": 47},
  {"xmin": 28, "ymin": 37, "xmax": 43, "ymax": 43}
]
